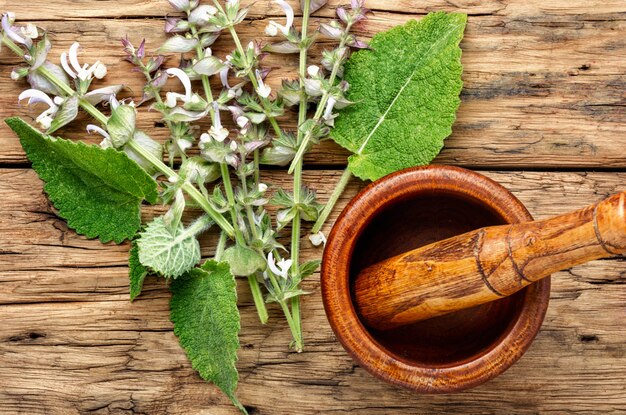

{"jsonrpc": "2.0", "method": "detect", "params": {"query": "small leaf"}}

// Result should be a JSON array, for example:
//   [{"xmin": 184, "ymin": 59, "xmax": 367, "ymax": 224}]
[
  {"xmin": 263, "ymin": 41, "xmax": 300, "ymax": 54},
  {"xmin": 330, "ymin": 13, "xmax": 467, "ymax": 181},
  {"xmin": 47, "ymin": 95, "xmax": 79, "ymax": 133},
  {"xmin": 193, "ymin": 56, "xmax": 226, "ymax": 76},
  {"xmin": 137, "ymin": 216, "xmax": 202, "ymax": 279},
  {"xmin": 157, "ymin": 35, "xmax": 199, "ymax": 53},
  {"xmin": 129, "ymin": 239, "xmax": 148, "ymax": 301},
  {"xmin": 299, "ymin": 259, "xmax": 321, "ymax": 279},
  {"xmin": 170, "ymin": 261, "xmax": 247, "ymax": 414},
  {"xmin": 6, "ymin": 117, "xmax": 158, "ymax": 243},
  {"xmin": 222, "ymin": 245, "xmax": 265, "ymax": 276}
]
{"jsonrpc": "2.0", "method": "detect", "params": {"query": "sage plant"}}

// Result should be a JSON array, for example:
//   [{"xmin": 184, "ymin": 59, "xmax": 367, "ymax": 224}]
[{"xmin": 1, "ymin": 0, "xmax": 369, "ymax": 355}]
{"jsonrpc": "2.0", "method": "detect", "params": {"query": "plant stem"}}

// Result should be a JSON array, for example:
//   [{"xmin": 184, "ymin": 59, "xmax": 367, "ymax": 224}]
[
  {"xmin": 287, "ymin": 0, "xmax": 312, "ymax": 346},
  {"xmin": 265, "ymin": 269, "xmax": 303, "ymax": 352},
  {"xmin": 311, "ymin": 168, "xmax": 352, "ymax": 234},
  {"xmin": 220, "ymin": 162, "xmax": 268, "ymax": 324},
  {"xmin": 215, "ymin": 231, "xmax": 227, "ymax": 261},
  {"xmin": 219, "ymin": 163, "xmax": 245, "ymax": 245},
  {"xmin": 288, "ymin": 24, "xmax": 353, "ymax": 175},
  {"xmin": 248, "ymin": 274, "xmax": 269, "ymax": 324}
]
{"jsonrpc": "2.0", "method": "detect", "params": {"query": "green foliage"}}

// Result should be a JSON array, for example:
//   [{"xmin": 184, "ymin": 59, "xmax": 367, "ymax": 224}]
[
  {"xmin": 222, "ymin": 244, "xmax": 265, "ymax": 276},
  {"xmin": 170, "ymin": 261, "xmax": 246, "ymax": 414},
  {"xmin": 136, "ymin": 216, "xmax": 202, "ymax": 279},
  {"xmin": 129, "ymin": 239, "xmax": 148, "ymax": 301},
  {"xmin": 6, "ymin": 117, "xmax": 158, "ymax": 243},
  {"xmin": 331, "ymin": 13, "xmax": 467, "ymax": 181}
]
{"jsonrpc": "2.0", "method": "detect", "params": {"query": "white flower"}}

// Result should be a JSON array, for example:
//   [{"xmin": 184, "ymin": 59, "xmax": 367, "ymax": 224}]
[
  {"xmin": 258, "ymin": 183, "xmax": 268, "ymax": 192},
  {"xmin": 267, "ymin": 252, "xmax": 293, "ymax": 279},
  {"xmin": 18, "ymin": 89, "xmax": 60, "ymax": 130},
  {"xmin": 264, "ymin": 0, "xmax": 294, "ymax": 37},
  {"xmin": 255, "ymin": 69, "xmax": 271, "ymax": 98},
  {"xmin": 20, "ymin": 23, "xmax": 38, "ymax": 39},
  {"xmin": 86, "ymin": 124, "xmax": 112, "ymax": 148},
  {"xmin": 208, "ymin": 102, "xmax": 229, "ymax": 142},
  {"xmin": 60, "ymin": 42, "xmax": 107, "ymax": 81},
  {"xmin": 323, "ymin": 96, "xmax": 337, "ymax": 120},
  {"xmin": 309, "ymin": 231, "xmax": 327, "ymax": 247},
  {"xmin": 92, "ymin": 62, "xmax": 107, "ymax": 79},
  {"xmin": 1, "ymin": 12, "xmax": 33, "ymax": 48},
  {"xmin": 164, "ymin": 67, "xmax": 193, "ymax": 108},
  {"xmin": 307, "ymin": 65, "xmax": 320, "ymax": 78}
]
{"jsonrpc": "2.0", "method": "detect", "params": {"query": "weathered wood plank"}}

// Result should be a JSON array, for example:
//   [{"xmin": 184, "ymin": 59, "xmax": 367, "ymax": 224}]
[
  {"xmin": 0, "ymin": 8, "xmax": 625, "ymax": 167},
  {"xmin": 1, "ymin": 168, "xmax": 625, "ymax": 414}
]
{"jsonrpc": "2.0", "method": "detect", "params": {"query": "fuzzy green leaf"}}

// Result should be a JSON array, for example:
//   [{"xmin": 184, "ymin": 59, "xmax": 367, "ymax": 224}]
[
  {"xmin": 222, "ymin": 245, "xmax": 265, "ymax": 277},
  {"xmin": 331, "ymin": 13, "xmax": 467, "ymax": 181},
  {"xmin": 129, "ymin": 239, "xmax": 148, "ymax": 301},
  {"xmin": 170, "ymin": 261, "xmax": 246, "ymax": 414},
  {"xmin": 6, "ymin": 117, "xmax": 158, "ymax": 243},
  {"xmin": 137, "ymin": 216, "xmax": 201, "ymax": 279}
]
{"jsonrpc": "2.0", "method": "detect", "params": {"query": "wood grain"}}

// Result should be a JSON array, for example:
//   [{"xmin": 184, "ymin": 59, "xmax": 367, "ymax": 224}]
[
  {"xmin": 0, "ymin": 2, "xmax": 624, "ymax": 167},
  {"xmin": 1, "ymin": 0, "xmax": 625, "ymax": 413},
  {"xmin": 1, "ymin": 168, "xmax": 625, "ymax": 413}
]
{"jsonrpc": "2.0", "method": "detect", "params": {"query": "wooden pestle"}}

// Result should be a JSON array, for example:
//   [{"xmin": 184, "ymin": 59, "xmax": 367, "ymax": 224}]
[{"xmin": 354, "ymin": 192, "xmax": 626, "ymax": 330}]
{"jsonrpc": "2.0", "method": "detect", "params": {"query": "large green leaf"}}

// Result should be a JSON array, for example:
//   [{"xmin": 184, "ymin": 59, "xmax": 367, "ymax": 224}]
[
  {"xmin": 331, "ymin": 12, "xmax": 467, "ymax": 181},
  {"xmin": 170, "ymin": 261, "xmax": 246, "ymax": 413},
  {"xmin": 6, "ymin": 117, "xmax": 158, "ymax": 243}
]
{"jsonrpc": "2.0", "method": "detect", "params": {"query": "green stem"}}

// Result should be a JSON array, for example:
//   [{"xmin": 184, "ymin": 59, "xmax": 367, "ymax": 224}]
[
  {"xmin": 2, "ymin": 36, "xmax": 24, "ymax": 57},
  {"xmin": 215, "ymin": 231, "xmax": 227, "ymax": 261},
  {"xmin": 311, "ymin": 168, "xmax": 352, "ymax": 234},
  {"xmin": 248, "ymin": 274, "xmax": 269, "ymax": 324},
  {"xmin": 288, "ymin": 24, "xmax": 353, "ymax": 175},
  {"xmin": 219, "ymin": 163, "xmax": 245, "ymax": 245},
  {"xmin": 266, "ymin": 269, "xmax": 303, "ymax": 352},
  {"xmin": 288, "ymin": 0, "xmax": 312, "ymax": 347}
]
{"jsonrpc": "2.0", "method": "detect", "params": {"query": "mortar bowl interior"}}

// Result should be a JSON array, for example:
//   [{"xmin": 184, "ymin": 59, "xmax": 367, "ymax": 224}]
[{"xmin": 321, "ymin": 165, "xmax": 551, "ymax": 393}]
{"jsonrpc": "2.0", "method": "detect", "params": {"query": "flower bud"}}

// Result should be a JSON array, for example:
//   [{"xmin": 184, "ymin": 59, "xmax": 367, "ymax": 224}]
[
  {"xmin": 11, "ymin": 67, "xmax": 28, "ymax": 81},
  {"xmin": 107, "ymin": 102, "xmax": 137, "ymax": 148}
]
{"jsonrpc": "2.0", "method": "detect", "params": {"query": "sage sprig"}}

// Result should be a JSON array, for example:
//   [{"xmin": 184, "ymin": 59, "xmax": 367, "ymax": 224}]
[{"xmin": 2, "ymin": 3, "xmax": 466, "ymax": 412}]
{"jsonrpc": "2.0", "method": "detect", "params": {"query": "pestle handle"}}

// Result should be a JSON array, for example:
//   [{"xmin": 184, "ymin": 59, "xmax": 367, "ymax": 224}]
[{"xmin": 355, "ymin": 192, "xmax": 626, "ymax": 330}]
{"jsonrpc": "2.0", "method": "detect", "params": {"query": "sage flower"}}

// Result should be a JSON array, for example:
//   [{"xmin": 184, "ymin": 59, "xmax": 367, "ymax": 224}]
[
  {"xmin": 205, "ymin": 102, "xmax": 229, "ymax": 142},
  {"xmin": 18, "ymin": 89, "xmax": 62, "ymax": 129},
  {"xmin": 60, "ymin": 42, "xmax": 107, "ymax": 81},
  {"xmin": 264, "ymin": 0, "xmax": 294, "ymax": 37},
  {"xmin": 255, "ymin": 69, "xmax": 271, "ymax": 98},
  {"xmin": 164, "ymin": 67, "xmax": 192, "ymax": 108},
  {"xmin": 86, "ymin": 124, "xmax": 112, "ymax": 148},
  {"xmin": 1, "ymin": 12, "xmax": 35, "ymax": 48},
  {"xmin": 267, "ymin": 252, "xmax": 292, "ymax": 279},
  {"xmin": 168, "ymin": 0, "xmax": 199, "ymax": 12}
]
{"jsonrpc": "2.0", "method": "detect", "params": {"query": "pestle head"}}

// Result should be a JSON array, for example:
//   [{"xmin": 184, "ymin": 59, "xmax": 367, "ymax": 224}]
[{"xmin": 352, "ymin": 191, "xmax": 626, "ymax": 330}]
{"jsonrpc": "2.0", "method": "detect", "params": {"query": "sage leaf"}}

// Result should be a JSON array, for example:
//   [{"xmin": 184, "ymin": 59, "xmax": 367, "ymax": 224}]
[
  {"xmin": 170, "ymin": 261, "xmax": 247, "ymax": 414},
  {"xmin": 129, "ymin": 239, "xmax": 148, "ymax": 301},
  {"xmin": 137, "ymin": 216, "xmax": 202, "ymax": 279},
  {"xmin": 331, "ymin": 12, "xmax": 467, "ymax": 181},
  {"xmin": 222, "ymin": 245, "xmax": 265, "ymax": 276},
  {"xmin": 6, "ymin": 117, "xmax": 158, "ymax": 243}
]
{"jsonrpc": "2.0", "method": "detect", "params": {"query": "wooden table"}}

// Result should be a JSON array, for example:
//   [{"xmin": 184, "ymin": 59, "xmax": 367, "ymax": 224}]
[{"xmin": 1, "ymin": 1, "xmax": 625, "ymax": 413}]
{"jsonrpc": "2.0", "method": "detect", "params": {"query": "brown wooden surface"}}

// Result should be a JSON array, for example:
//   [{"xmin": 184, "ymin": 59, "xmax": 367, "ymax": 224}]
[{"xmin": 0, "ymin": 0, "xmax": 625, "ymax": 413}]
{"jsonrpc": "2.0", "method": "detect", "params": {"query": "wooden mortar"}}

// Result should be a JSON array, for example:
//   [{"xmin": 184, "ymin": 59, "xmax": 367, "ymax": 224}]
[{"xmin": 322, "ymin": 165, "xmax": 551, "ymax": 393}]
